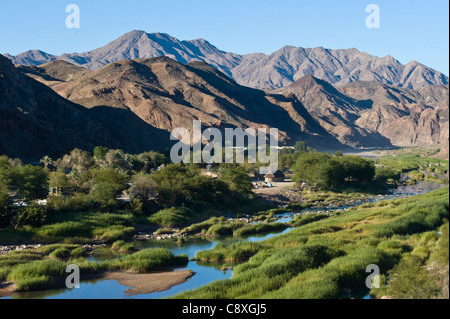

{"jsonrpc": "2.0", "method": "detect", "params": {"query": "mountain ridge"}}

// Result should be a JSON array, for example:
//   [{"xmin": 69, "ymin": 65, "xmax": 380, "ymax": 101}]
[{"xmin": 4, "ymin": 30, "xmax": 448, "ymax": 90}]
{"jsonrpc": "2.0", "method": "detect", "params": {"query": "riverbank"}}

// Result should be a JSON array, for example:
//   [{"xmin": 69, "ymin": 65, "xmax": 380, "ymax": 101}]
[
  {"xmin": 0, "ymin": 269, "xmax": 195, "ymax": 298},
  {"xmin": 172, "ymin": 187, "xmax": 449, "ymax": 299}
]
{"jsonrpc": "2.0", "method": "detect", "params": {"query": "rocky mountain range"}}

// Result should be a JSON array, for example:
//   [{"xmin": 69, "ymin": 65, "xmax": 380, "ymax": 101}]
[
  {"xmin": 4, "ymin": 30, "xmax": 448, "ymax": 91},
  {"xmin": 276, "ymin": 75, "xmax": 449, "ymax": 148},
  {"xmin": 1, "ymin": 30, "xmax": 449, "ymax": 160},
  {"xmin": 19, "ymin": 57, "xmax": 342, "ymax": 148},
  {"xmin": 0, "ymin": 54, "xmax": 172, "ymax": 160}
]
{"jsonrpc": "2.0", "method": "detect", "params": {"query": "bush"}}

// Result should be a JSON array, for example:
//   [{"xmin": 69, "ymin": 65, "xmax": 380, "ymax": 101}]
[
  {"xmin": 148, "ymin": 207, "xmax": 195, "ymax": 228},
  {"xmin": 105, "ymin": 248, "xmax": 186, "ymax": 272},
  {"xmin": 387, "ymin": 255, "xmax": 440, "ymax": 299},
  {"xmin": 372, "ymin": 201, "xmax": 449, "ymax": 237},
  {"xmin": 234, "ymin": 223, "xmax": 287, "ymax": 236},
  {"xmin": 8, "ymin": 259, "xmax": 66, "ymax": 291},
  {"xmin": 375, "ymin": 168, "xmax": 400, "ymax": 183},
  {"xmin": 289, "ymin": 214, "xmax": 329, "ymax": 227},
  {"xmin": 11, "ymin": 204, "xmax": 47, "ymax": 228}
]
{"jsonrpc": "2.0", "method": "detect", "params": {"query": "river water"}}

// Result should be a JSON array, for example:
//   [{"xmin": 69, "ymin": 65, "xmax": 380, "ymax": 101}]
[{"xmin": 2, "ymin": 182, "xmax": 447, "ymax": 299}]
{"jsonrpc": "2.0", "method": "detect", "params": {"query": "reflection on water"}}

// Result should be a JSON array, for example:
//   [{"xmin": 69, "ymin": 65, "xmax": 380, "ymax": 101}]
[{"xmin": 3, "ymin": 181, "xmax": 447, "ymax": 299}]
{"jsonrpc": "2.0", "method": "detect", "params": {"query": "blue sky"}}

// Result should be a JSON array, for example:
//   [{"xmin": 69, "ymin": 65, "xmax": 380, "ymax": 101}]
[{"xmin": 0, "ymin": 0, "xmax": 448, "ymax": 75}]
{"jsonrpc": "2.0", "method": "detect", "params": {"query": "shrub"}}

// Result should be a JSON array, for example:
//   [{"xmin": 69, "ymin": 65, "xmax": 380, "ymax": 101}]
[
  {"xmin": 105, "ymin": 248, "xmax": 186, "ymax": 272},
  {"xmin": 8, "ymin": 259, "xmax": 66, "ymax": 291},
  {"xmin": 234, "ymin": 223, "xmax": 287, "ymax": 236},
  {"xmin": 289, "ymin": 214, "xmax": 329, "ymax": 227},
  {"xmin": 148, "ymin": 207, "xmax": 195, "ymax": 228},
  {"xmin": 11, "ymin": 204, "xmax": 47, "ymax": 228}
]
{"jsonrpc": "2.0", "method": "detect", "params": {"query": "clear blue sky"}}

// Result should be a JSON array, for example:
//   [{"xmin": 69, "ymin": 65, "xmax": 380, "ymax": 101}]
[{"xmin": 0, "ymin": 0, "xmax": 448, "ymax": 75}]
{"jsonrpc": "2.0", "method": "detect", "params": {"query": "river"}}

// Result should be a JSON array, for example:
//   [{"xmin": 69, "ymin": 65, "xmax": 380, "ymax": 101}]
[{"xmin": 2, "ymin": 182, "xmax": 447, "ymax": 299}]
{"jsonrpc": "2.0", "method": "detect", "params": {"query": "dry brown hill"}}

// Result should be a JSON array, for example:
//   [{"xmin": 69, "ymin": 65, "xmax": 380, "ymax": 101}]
[
  {"xmin": 49, "ymin": 57, "xmax": 343, "ymax": 150},
  {"xmin": 0, "ymin": 55, "xmax": 171, "ymax": 161}
]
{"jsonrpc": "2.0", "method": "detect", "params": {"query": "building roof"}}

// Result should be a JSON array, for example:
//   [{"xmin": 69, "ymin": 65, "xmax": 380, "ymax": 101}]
[{"xmin": 264, "ymin": 170, "xmax": 285, "ymax": 178}]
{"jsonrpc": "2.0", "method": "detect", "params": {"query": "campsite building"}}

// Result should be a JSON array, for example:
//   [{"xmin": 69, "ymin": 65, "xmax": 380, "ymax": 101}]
[{"xmin": 264, "ymin": 170, "xmax": 285, "ymax": 183}]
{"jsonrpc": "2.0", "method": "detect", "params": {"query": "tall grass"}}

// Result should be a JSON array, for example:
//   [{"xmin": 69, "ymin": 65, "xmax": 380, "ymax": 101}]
[
  {"xmin": 233, "ymin": 223, "xmax": 287, "ymax": 236},
  {"xmin": 173, "ymin": 187, "xmax": 449, "ymax": 299}
]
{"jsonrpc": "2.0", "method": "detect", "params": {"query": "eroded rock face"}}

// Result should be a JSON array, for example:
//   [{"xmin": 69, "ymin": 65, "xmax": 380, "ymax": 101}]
[
  {"xmin": 47, "ymin": 57, "xmax": 343, "ymax": 150},
  {"xmin": 435, "ymin": 138, "xmax": 450, "ymax": 160},
  {"xmin": 0, "ymin": 55, "xmax": 171, "ymax": 161},
  {"xmin": 278, "ymin": 75, "xmax": 449, "ymax": 148},
  {"xmin": 3, "ymin": 52, "xmax": 448, "ymax": 160}
]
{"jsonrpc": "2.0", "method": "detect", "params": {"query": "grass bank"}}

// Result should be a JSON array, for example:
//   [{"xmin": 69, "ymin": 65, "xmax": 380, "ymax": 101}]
[{"xmin": 172, "ymin": 187, "xmax": 449, "ymax": 299}]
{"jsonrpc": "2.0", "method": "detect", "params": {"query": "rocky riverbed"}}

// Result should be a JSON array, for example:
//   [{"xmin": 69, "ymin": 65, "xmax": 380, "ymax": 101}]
[{"xmin": 0, "ymin": 243, "xmax": 107, "ymax": 255}]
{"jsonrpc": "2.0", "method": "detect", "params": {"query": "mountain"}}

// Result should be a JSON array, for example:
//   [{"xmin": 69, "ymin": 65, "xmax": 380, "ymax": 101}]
[
  {"xmin": 233, "ymin": 47, "xmax": 449, "ymax": 90},
  {"xmin": 338, "ymin": 81, "xmax": 449, "ymax": 147},
  {"xmin": 3, "ymin": 50, "xmax": 56, "ymax": 66},
  {"xmin": 4, "ymin": 31, "xmax": 448, "ymax": 90},
  {"xmin": 17, "ymin": 60, "xmax": 90, "ymax": 87},
  {"xmin": 274, "ymin": 75, "xmax": 392, "ymax": 147},
  {"xmin": 278, "ymin": 75, "xmax": 449, "ymax": 147},
  {"xmin": 0, "ymin": 54, "xmax": 171, "ymax": 161},
  {"xmin": 34, "ymin": 56, "xmax": 343, "ymax": 150}
]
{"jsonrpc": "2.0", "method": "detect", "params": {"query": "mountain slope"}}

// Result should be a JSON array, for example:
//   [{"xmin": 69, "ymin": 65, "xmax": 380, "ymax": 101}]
[
  {"xmin": 275, "ymin": 75, "xmax": 392, "ymax": 147},
  {"xmin": 278, "ymin": 74, "xmax": 449, "ymax": 147},
  {"xmin": 0, "ymin": 55, "xmax": 171, "ymax": 160},
  {"xmin": 4, "ymin": 31, "xmax": 448, "ymax": 90},
  {"xmin": 59, "ymin": 31, "xmax": 242, "ymax": 78},
  {"xmin": 232, "ymin": 47, "xmax": 448, "ymax": 90},
  {"xmin": 338, "ymin": 81, "xmax": 449, "ymax": 146},
  {"xmin": 46, "ymin": 56, "xmax": 343, "ymax": 150}
]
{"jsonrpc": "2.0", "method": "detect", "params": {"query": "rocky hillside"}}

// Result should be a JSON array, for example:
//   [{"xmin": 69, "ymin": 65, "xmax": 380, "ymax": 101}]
[
  {"xmin": 4, "ymin": 30, "xmax": 448, "ymax": 91},
  {"xmin": 46, "ymin": 56, "xmax": 342, "ymax": 149},
  {"xmin": 0, "ymin": 55, "xmax": 171, "ymax": 161},
  {"xmin": 278, "ymin": 75, "xmax": 449, "ymax": 147},
  {"xmin": 434, "ymin": 138, "xmax": 449, "ymax": 160}
]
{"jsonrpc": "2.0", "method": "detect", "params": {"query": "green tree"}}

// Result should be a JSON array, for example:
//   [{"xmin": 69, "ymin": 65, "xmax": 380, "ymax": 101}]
[
  {"xmin": 93, "ymin": 168, "xmax": 128, "ymax": 190},
  {"xmin": 338, "ymin": 156, "xmax": 375, "ymax": 183},
  {"xmin": 93, "ymin": 146, "xmax": 109, "ymax": 160},
  {"xmin": 292, "ymin": 152, "xmax": 345, "ymax": 189},
  {"xmin": 40, "ymin": 156, "xmax": 53, "ymax": 170},
  {"xmin": 0, "ymin": 155, "xmax": 12, "ymax": 188},
  {"xmin": 91, "ymin": 182, "xmax": 121, "ymax": 209},
  {"xmin": 11, "ymin": 204, "xmax": 46, "ymax": 229},
  {"xmin": 0, "ymin": 187, "xmax": 10, "ymax": 226},
  {"xmin": 49, "ymin": 171, "xmax": 70, "ymax": 196},
  {"xmin": 11, "ymin": 165, "xmax": 49, "ymax": 200},
  {"xmin": 58, "ymin": 149, "xmax": 94, "ymax": 173},
  {"xmin": 151, "ymin": 164, "xmax": 196, "ymax": 207},
  {"xmin": 130, "ymin": 174, "xmax": 157, "ymax": 200},
  {"xmin": 294, "ymin": 141, "xmax": 308, "ymax": 153},
  {"xmin": 218, "ymin": 164, "xmax": 253, "ymax": 198}
]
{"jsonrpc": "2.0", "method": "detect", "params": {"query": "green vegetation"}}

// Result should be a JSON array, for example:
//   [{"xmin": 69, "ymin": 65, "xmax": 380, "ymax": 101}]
[
  {"xmin": 289, "ymin": 214, "xmax": 330, "ymax": 227},
  {"xmin": 148, "ymin": 206, "xmax": 195, "ymax": 228},
  {"xmin": 103, "ymin": 248, "xmax": 187, "ymax": 272},
  {"xmin": 233, "ymin": 223, "xmax": 287, "ymax": 236},
  {"xmin": 1, "ymin": 147, "xmax": 261, "ymax": 244},
  {"xmin": 173, "ymin": 187, "xmax": 449, "ymax": 299},
  {"xmin": 111, "ymin": 240, "xmax": 136, "ymax": 252},
  {"xmin": 292, "ymin": 152, "xmax": 375, "ymax": 190},
  {"xmin": 0, "ymin": 247, "xmax": 188, "ymax": 292},
  {"xmin": 375, "ymin": 153, "xmax": 449, "ymax": 184},
  {"xmin": 196, "ymin": 242, "xmax": 262, "ymax": 262}
]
